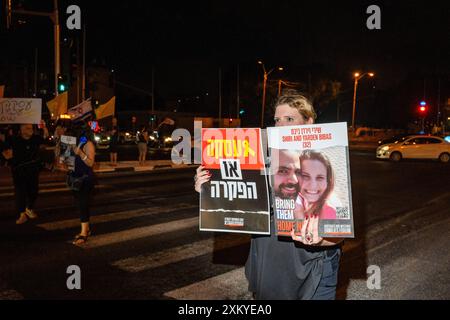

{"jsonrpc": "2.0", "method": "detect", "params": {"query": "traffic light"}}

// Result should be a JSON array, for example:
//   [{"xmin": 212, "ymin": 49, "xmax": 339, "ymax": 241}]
[
  {"xmin": 57, "ymin": 74, "xmax": 69, "ymax": 93},
  {"xmin": 418, "ymin": 101, "xmax": 427, "ymax": 114},
  {"xmin": 150, "ymin": 114, "xmax": 156, "ymax": 122},
  {"xmin": 239, "ymin": 108, "xmax": 245, "ymax": 115}
]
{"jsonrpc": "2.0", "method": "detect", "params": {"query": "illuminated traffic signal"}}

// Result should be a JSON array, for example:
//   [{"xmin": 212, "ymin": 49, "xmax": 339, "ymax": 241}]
[
  {"xmin": 150, "ymin": 114, "xmax": 156, "ymax": 122},
  {"xmin": 418, "ymin": 101, "xmax": 427, "ymax": 114},
  {"xmin": 57, "ymin": 74, "xmax": 69, "ymax": 93},
  {"xmin": 239, "ymin": 108, "xmax": 245, "ymax": 115}
]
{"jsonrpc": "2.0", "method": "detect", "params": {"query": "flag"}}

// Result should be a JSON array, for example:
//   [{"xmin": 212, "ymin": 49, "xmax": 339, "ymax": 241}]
[
  {"xmin": 95, "ymin": 96, "xmax": 115, "ymax": 120},
  {"xmin": 68, "ymin": 98, "xmax": 93, "ymax": 121},
  {"xmin": 162, "ymin": 117, "xmax": 175, "ymax": 125},
  {"xmin": 0, "ymin": 85, "xmax": 4, "ymax": 98},
  {"xmin": 46, "ymin": 92, "xmax": 68, "ymax": 117}
]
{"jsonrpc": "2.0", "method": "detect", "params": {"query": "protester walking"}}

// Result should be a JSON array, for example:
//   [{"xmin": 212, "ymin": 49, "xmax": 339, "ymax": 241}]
[{"xmin": 1, "ymin": 123, "xmax": 48, "ymax": 224}]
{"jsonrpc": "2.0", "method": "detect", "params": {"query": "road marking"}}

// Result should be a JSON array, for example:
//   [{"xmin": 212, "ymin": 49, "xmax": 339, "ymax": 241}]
[
  {"xmin": 37, "ymin": 203, "xmax": 197, "ymax": 231},
  {"xmin": 163, "ymin": 267, "xmax": 252, "ymax": 300},
  {"xmin": 0, "ymin": 289, "xmax": 24, "ymax": 300},
  {"xmin": 0, "ymin": 181, "xmax": 66, "ymax": 191},
  {"xmin": 81, "ymin": 216, "xmax": 199, "ymax": 249},
  {"xmin": 111, "ymin": 234, "xmax": 250, "ymax": 272},
  {"xmin": 0, "ymin": 184, "xmax": 110, "ymax": 198}
]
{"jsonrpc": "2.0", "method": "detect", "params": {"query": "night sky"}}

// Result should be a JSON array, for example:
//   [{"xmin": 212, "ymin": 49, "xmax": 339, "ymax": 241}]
[{"xmin": 1, "ymin": 0, "xmax": 449, "ymax": 127}]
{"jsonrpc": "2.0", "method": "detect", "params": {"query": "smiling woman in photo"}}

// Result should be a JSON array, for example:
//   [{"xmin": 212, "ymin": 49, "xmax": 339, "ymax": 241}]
[{"xmin": 294, "ymin": 150, "xmax": 337, "ymax": 220}]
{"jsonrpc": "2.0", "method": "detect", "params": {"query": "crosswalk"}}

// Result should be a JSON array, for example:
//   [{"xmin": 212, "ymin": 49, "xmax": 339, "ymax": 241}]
[
  {"xmin": 0, "ymin": 183, "xmax": 111, "ymax": 198},
  {"xmin": 0, "ymin": 195, "xmax": 254, "ymax": 300},
  {"xmin": 0, "ymin": 289, "xmax": 24, "ymax": 300},
  {"xmin": 112, "ymin": 234, "xmax": 250, "ymax": 272}
]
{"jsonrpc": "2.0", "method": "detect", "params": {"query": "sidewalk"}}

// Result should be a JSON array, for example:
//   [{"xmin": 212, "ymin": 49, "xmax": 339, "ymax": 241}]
[{"xmin": 93, "ymin": 160, "xmax": 197, "ymax": 173}]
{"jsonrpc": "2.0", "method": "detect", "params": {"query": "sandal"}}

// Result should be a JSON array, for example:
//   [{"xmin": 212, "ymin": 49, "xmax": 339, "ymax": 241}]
[{"xmin": 72, "ymin": 232, "xmax": 91, "ymax": 246}]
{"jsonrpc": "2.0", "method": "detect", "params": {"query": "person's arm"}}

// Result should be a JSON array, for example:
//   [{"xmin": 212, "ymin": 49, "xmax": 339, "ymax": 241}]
[
  {"xmin": 41, "ymin": 122, "xmax": 49, "ymax": 139},
  {"xmin": 74, "ymin": 141, "xmax": 95, "ymax": 167}
]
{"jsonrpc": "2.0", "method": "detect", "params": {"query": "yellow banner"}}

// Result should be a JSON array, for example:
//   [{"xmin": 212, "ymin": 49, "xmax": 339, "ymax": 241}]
[
  {"xmin": 46, "ymin": 92, "xmax": 68, "ymax": 117},
  {"xmin": 95, "ymin": 96, "xmax": 115, "ymax": 119}
]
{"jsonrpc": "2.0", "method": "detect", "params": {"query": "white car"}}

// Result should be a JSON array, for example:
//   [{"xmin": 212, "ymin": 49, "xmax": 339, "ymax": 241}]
[{"xmin": 376, "ymin": 135, "xmax": 450, "ymax": 163}]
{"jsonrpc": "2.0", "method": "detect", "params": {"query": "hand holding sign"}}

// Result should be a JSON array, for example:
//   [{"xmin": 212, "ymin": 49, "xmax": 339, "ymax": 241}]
[
  {"xmin": 194, "ymin": 165, "xmax": 211, "ymax": 193},
  {"xmin": 2, "ymin": 149, "xmax": 13, "ymax": 160},
  {"xmin": 290, "ymin": 214, "xmax": 323, "ymax": 245}
]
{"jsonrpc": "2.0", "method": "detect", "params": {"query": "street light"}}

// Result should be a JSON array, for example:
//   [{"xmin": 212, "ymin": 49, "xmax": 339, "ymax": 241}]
[
  {"xmin": 258, "ymin": 61, "xmax": 283, "ymax": 127},
  {"xmin": 351, "ymin": 71, "xmax": 375, "ymax": 129}
]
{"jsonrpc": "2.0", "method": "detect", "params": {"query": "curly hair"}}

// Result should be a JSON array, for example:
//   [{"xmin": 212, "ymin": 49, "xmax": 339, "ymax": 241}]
[{"xmin": 274, "ymin": 89, "xmax": 317, "ymax": 121}]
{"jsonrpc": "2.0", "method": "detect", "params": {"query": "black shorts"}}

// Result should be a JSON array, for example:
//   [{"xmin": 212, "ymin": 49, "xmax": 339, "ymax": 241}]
[{"xmin": 109, "ymin": 145, "xmax": 118, "ymax": 153}]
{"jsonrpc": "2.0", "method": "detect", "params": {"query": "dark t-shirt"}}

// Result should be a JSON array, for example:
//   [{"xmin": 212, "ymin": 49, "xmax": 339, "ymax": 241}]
[
  {"xmin": 5, "ymin": 135, "xmax": 45, "ymax": 169},
  {"xmin": 110, "ymin": 131, "xmax": 119, "ymax": 146}
]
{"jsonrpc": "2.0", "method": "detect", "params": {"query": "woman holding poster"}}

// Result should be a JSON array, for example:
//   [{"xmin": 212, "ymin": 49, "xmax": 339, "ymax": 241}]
[{"xmin": 195, "ymin": 90, "xmax": 343, "ymax": 300}]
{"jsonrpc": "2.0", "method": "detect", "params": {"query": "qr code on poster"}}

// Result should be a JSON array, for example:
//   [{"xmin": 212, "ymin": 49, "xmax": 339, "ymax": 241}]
[{"xmin": 336, "ymin": 207, "xmax": 350, "ymax": 219}]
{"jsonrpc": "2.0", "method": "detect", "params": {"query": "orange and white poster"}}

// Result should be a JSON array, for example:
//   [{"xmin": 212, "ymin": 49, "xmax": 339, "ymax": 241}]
[{"xmin": 199, "ymin": 128, "xmax": 270, "ymax": 234}]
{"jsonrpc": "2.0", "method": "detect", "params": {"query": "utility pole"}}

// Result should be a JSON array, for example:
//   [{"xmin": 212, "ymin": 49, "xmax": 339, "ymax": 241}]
[
  {"xmin": 351, "ymin": 77, "xmax": 358, "ymax": 129},
  {"xmin": 261, "ymin": 71, "xmax": 267, "ymax": 127},
  {"xmin": 258, "ymin": 61, "xmax": 283, "ymax": 127},
  {"xmin": 76, "ymin": 36, "xmax": 81, "ymax": 104},
  {"xmin": 236, "ymin": 64, "xmax": 240, "ymax": 120},
  {"xmin": 352, "ymin": 72, "xmax": 375, "ymax": 129},
  {"xmin": 151, "ymin": 66, "xmax": 155, "ymax": 113},
  {"xmin": 82, "ymin": 24, "xmax": 86, "ymax": 101},
  {"xmin": 437, "ymin": 77, "xmax": 441, "ymax": 126},
  {"xmin": 10, "ymin": 0, "xmax": 61, "ymax": 96},
  {"xmin": 53, "ymin": 0, "xmax": 60, "ymax": 96},
  {"xmin": 218, "ymin": 67, "xmax": 222, "ymax": 125},
  {"xmin": 34, "ymin": 48, "xmax": 38, "ymax": 96}
]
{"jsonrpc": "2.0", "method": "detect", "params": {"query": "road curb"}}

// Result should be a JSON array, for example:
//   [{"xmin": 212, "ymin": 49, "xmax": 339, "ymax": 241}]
[{"xmin": 94, "ymin": 163, "xmax": 198, "ymax": 174}]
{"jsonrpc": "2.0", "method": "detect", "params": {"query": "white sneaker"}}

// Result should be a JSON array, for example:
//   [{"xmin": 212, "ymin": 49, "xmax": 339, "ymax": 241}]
[
  {"xmin": 25, "ymin": 208, "xmax": 38, "ymax": 219},
  {"xmin": 16, "ymin": 213, "xmax": 28, "ymax": 225}
]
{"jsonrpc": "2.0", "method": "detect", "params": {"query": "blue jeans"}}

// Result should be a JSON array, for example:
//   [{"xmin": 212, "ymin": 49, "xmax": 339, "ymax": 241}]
[{"xmin": 311, "ymin": 248, "xmax": 341, "ymax": 300}]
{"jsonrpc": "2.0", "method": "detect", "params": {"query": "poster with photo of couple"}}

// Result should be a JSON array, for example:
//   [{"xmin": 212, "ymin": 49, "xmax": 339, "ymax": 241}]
[{"xmin": 267, "ymin": 122, "xmax": 354, "ymax": 238}]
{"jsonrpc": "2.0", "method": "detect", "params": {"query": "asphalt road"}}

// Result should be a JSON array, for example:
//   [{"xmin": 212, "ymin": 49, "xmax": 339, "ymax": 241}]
[{"xmin": 0, "ymin": 151, "xmax": 449, "ymax": 300}]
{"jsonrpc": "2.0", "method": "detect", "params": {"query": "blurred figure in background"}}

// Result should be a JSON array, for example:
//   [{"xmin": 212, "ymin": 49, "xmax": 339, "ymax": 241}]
[
  {"xmin": 137, "ymin": 125, "xmax": 149, "ymax": 166},
  {"xmin": 109, "ymin": 126, "xmax": 119, "ymax": 166}
]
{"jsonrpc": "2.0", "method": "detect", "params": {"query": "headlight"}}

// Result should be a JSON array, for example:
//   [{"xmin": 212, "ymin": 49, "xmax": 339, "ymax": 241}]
[
  {"xmin": 107, "ymin": 136, "xmax": 111, "ymax": 141},
  {"xmin": 94, "ymin": 136, "xmax": 100, "ymax": 142},
  {"xmin": 125, "ymin": 133, "xmax": 130, "ymax": 136},
  {"xmin": 149, "ymin": 135, "xmax": 155, "ymax": 140},
  {"xmin": 381, "ymin": 146, "xmax": 389, "ymax": 151},
  {"xmin": 165, "ymin": 137, "xmax": 172, "ymax": 142}
]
